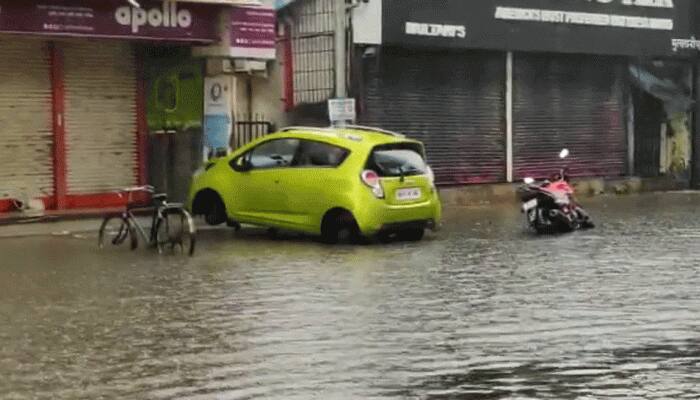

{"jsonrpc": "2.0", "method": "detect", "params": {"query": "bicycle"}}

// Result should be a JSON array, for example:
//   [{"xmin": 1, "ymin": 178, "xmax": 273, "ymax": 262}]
[{"xmin": 98, "ymin": 185, "xmax": 196, "ymax": 256}]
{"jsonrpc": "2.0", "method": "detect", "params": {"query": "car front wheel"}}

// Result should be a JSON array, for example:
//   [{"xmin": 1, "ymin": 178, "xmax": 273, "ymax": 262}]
[{"xmin": 204, "ymin": 196, "xmax": 227, "ymax": 226}]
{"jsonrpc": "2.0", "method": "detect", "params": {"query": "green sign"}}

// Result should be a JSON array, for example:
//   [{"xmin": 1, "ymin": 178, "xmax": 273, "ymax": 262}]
[{"xmin": 145, "ymin": 48, "xmax": 204, "ymax": 133}]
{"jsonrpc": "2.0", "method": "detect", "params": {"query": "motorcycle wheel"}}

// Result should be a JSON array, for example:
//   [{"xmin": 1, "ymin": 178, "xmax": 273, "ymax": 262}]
[{"xmin": 532, "ymin": 208, "xmax": 553, "ymax": 234}]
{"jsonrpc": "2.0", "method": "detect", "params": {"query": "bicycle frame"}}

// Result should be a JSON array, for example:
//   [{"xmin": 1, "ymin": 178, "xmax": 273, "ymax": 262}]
[
  {"xmin": 124, "ymin": 202, "xmax": 164, "ymax": 246},
  {"xmin": 100, "ymin": 185, "xmax": 195, "ymax": 256}
]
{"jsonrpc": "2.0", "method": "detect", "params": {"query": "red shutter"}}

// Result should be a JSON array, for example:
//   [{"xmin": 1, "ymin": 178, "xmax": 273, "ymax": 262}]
[{"xmin": 63, "ymin": 41, "xmax": 139, "ymax": 195}]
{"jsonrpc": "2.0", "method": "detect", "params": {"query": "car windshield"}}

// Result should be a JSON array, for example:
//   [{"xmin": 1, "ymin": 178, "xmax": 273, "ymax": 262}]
[{"xmin": 366, "ymin": 143, "xmax": 427, "ymax": 177}]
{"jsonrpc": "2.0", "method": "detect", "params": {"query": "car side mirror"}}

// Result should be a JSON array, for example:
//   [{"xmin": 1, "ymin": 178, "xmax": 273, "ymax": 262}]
[{"xmin": 230, "ymin": 156, "xmax": 252, "ymax": 172}]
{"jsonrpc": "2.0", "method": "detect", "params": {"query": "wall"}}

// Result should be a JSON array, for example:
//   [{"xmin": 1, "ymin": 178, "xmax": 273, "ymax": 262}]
[
  {"xmin": 352, "ymin": 0, "xmax": 381, "ymax": 45},
  {"xmin": 232, "ymin": 41, "xmax": 291, "ymax": 139},
  {"xmin": 251, "ymin": 43, "xmax": 290, "ymax": 128},
  {"xmin": 143, "ymin": 47, "xmax": 206, "ymax": 202}
]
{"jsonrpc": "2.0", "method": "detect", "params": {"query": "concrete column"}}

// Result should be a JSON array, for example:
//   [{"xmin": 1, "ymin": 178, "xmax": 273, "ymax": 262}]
[
  {"xmin": 693, "ymin": 65, "xmax": 700, "ymax": 187},
  {"xmin": 506, "ymin": 51, "xmax": 514, "ymax": 182},
  {"xmin": 627, "ymin": 90, "xmax": 635, "ymax": 176},
  {"xmin": 334, "ymin": 0, "xmax": 347, "ymax": 98}
]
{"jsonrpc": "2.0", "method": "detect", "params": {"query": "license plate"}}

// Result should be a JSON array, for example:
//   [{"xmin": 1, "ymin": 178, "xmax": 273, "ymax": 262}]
[
  {"xmin": 522, "ymin": 199, "xmax": 538, "ymax": 212},
  {"xmin": 396, "ymin": 188, "xmax": 422, "ymax": 201}
]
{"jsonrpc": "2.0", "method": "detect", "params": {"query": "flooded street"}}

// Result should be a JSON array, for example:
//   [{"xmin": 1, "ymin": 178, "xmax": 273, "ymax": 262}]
[{"xmin": 3, "ymin": 192, "xmax": 700, "ymax": 399}]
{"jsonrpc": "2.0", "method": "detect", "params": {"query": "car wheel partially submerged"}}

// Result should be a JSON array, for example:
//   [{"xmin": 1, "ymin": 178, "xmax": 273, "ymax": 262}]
[
  {"xmin": 192, "ymin": 190, "xmax": 227, "ymax": 226},
  {"xmin": 204, "ymin": 198, "xmax": 226, "ymax": 226},
  {"xmin": 321, "ymin": 210, "xmax": 360, "ymax": 244},
  {"xmin": 397, "ymin": 228, "xmax": 425, "ymax": 242}
]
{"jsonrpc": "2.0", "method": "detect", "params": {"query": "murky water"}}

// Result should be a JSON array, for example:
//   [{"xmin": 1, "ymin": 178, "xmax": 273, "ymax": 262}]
[{"xmin": 3, "ymin": 193, "xmax": 700, "ymax": 399}]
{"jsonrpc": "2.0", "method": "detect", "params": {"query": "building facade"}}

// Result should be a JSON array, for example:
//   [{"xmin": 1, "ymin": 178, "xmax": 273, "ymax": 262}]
[
  {"xmin": 351, "ymin": 0, "xmax": 697, "ymax": 186},
  {"xmin": 257, "ymin": 0, "xmax": 700, "ymax": 188},
  {"xmin": 0, "ymin": 0, "xmax": 277, "ymax": 212}
]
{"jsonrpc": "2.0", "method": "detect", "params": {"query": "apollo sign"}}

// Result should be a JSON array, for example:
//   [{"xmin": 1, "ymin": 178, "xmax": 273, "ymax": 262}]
[{"xmin": 115, "ymin": 1, "xmax": 193, "ymax": 33}]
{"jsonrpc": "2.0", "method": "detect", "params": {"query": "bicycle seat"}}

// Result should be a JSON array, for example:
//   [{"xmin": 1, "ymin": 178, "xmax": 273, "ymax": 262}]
[{"xmin": 152, "ymin": 193, "xmax": 168, "ymax": 202}]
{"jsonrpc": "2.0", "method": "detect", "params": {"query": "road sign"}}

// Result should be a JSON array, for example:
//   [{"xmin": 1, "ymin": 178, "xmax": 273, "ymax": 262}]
[{"xmin": 328, "ymin": 98, "xmax": 356, "ymax": 124}]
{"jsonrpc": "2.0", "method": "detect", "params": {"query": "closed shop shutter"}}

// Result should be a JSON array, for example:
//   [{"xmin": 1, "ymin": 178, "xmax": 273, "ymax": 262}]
[
  {"xmin": 513, "ymin": 53, "xmax": 627, "ymax": 180},
  {"xmin": 360, "ymin": 48, "xmax": 506, "ymax": 185},
  {"xmin": 0, "ymin": 39, "xmax": 53, "ymax": 200},
  {"xmin": 64, "ymin": 41, "xmax": 138, "ymax": 194},
  {"xmin": 632, "ymin": 85, "xmax": 663, "ymax": 177}
]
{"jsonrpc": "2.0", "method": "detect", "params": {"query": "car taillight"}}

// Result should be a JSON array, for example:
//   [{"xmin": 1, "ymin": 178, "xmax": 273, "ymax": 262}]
[{"xmin": 361, "ymin": 170, "xmax": 384, "ymax": 199}]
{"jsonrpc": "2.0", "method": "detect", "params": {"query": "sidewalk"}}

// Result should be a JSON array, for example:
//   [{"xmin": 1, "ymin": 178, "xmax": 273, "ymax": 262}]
[
  {"xmin": 0, "ymin": 175, "xmax": 689, "ymax": 238},
  {"xmin": 0, "ymin": 217, "xmax": 106, "ymax": 239},
  {"xmin": 439, "ymin": 175, "xmax": 687, "ymax": 206}
]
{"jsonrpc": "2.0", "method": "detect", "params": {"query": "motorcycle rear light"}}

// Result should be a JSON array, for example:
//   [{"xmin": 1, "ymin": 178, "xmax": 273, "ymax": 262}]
[{"xmin": 361, "ymin": 170, "xmax": 384, "ymax": 199}]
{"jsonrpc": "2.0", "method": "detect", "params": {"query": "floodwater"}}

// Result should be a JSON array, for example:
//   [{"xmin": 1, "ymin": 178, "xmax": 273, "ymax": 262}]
[{"xmin": 2, "ymin": 192, "xmax": 700, "ymax": 399}]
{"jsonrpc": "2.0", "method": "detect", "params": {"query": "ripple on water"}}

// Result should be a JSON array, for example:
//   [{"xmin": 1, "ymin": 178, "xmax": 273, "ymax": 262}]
[{"xmin": 2, "ymin": 193, "xmax": 700, "ymax": 399}]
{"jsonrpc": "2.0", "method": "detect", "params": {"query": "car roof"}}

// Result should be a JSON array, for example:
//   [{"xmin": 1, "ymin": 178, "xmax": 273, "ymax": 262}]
[{"xmin": 267, "ymin": 125, "xmax": 421, "ymax": 150}]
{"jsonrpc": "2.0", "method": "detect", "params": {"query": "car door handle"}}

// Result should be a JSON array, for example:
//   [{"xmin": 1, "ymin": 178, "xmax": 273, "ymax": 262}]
[{"xmin": 274, "ymin": 180, "xmax": 280, "ymax": 184}]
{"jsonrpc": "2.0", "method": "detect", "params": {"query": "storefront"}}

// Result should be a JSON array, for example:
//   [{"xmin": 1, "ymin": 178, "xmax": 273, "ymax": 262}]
[
  {"xmin": 0, "ymin": 0, "xmax": 221, "ymax": 212},
  {"xmin": 511, "ymin": 53, "xmax": 629, "ymax": 180},
  {"xmin": 353, "ymin": 0, "xmax": 694, "ymax": 185},
  {"xmin": 360, "ymin": 48, "xmax": 507, "ymax": 184}
]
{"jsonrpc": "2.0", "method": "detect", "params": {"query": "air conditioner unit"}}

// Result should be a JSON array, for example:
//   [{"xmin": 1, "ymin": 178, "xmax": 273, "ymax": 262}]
[
  {"xmin": 206, "ymin": 58, "xmax": 234, "ymax": 75},
  {"xmin": 233, "ymin": 59, "xmax": 268, "ymax": 73}
]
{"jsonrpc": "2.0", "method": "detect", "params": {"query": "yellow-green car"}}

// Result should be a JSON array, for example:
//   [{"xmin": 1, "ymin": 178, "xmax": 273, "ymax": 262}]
[{"xmin": 187, "ymin": 125, "xmax": 442, "ymax": 243}]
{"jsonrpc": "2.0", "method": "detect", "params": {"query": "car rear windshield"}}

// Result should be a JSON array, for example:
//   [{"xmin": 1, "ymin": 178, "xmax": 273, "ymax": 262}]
[{"xmin": 366, "ymin": 143, "xmax": 427, "ymax": 177}]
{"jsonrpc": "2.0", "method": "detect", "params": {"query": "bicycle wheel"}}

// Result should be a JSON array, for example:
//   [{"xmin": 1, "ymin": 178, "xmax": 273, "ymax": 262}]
[
  {"xmin": 155, "ymin": 208, "xmax": 196, "ymax": 256},
  {"xmin": 98, "ymin": 214, "xmax": 137, "ymax": 250}
]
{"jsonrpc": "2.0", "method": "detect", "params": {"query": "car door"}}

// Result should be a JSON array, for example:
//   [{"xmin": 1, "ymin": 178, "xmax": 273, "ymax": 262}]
[
  {"xmin": 229, "ymin": 138, "xmax": 300, "ymax": 225},
  {"xmin": 275, "ymin": 139, "xmax": 351, "ymax": 230}
]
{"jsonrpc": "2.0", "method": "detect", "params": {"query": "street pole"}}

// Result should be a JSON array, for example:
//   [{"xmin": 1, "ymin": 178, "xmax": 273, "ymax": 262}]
[
  {"xmin": 334, "ymin": 0, "xmax": 347, "ymax": 98},
  {"xmin": 506, "ymin": 51, "xmax": 513, "ymax": 182}
]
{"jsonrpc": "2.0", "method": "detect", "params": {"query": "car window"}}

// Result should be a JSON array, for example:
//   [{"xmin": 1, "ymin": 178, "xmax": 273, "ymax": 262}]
[
  {"xmin": 366, "ymin": 143, "xmax": 427, "ymax": 177},
  {"xmin": 294, "ymin": 140, "xmax": 349, "ymax": 167},
  {"xmin": 247, "ymin": 138, "xmax": 300, "ymax": 169}
]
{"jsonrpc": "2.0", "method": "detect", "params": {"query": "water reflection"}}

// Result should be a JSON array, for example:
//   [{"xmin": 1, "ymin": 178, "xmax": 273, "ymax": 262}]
[{"xmin": 2, "ymin": 193, "xmax": 700, "ymax": 399}]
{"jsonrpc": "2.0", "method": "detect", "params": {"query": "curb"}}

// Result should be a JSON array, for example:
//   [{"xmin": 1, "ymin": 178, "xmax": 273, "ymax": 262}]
[
  {"xmin": 438, "ymin": 176, "xmax": 688, "ymax": 207},
  {"xmin": 0, "ymin": 176, "xmax": 691, "ymax": 229}
]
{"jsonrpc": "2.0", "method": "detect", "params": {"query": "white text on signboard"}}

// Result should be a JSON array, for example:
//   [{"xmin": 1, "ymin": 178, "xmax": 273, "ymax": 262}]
[{"xmin": 495, "ymin": 7, "xmax": 674, "ymax": 30}]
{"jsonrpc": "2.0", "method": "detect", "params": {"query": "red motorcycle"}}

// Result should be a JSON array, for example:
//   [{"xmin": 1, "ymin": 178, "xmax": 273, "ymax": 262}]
[{"xmin": 519, "ymin": 149, "xmax": 594, "ymax": 234}]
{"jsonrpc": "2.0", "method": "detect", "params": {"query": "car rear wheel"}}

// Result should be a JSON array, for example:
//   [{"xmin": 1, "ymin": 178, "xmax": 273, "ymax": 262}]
[
  {"xmin": 321, "ymin": 210, "xmax": 360, "ymax": 244},
  {"xmin": 397, "ymin": 228, "xmax": 425, "ymax": 242}
]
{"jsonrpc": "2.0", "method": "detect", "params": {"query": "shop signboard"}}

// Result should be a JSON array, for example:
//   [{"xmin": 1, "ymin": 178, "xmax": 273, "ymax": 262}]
[
  {"xmin": 203, "ymin": 76, "xmax": 233, "ymax": 159},
  {"xmin": 0, "ymin": 0, "xmax": 218, "ymax": 42},
  {"xmin": 380, "ymin": 0, "xmax": 692, "ymax": 56},
  {"xmin": 229, "ymin": 6, "xmax": 276, "ymax": 59},
  {"xmin": 328, "ymin": 98, "xmax": 357, "ymax": 125}
]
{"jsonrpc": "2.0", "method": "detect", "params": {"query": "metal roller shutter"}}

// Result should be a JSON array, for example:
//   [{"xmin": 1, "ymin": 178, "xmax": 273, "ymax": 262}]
[
  {"xmin": 0, "ymin": 39, "xmax": 53, "ymax": 200},
  {"xmin": 64, "ymin": 41, "xmax": 138, "ymax": 194},
  {"xmin": 632, "ymin": 85, "xmax": 663, "ymax": 177},
  {"xmin": 513, "ymin": 53, "xmax": 627, "ymax": 180},
  {"xmin": 360, "ymin": 48, "xmax": 506, "ymax": 185}
]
